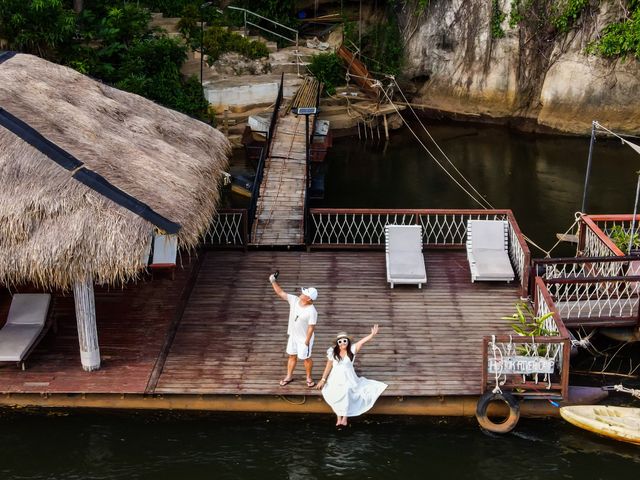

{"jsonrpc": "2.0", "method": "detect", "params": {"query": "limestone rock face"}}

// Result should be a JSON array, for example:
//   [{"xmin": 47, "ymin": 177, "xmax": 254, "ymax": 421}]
[{"xmin": 400, "ymin": 0, "xmax": 640, "ymax": 134}]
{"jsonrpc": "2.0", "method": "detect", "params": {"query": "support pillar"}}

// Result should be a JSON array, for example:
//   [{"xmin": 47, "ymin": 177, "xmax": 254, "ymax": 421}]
[{"xmin": 73, "ymin": 278, "xmax": 101, "ymax": 371}]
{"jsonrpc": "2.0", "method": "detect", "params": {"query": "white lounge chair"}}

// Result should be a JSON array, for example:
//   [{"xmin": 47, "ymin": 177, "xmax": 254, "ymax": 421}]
[
  {"xmin": 385, "ymin": 224, "xmax": 427, "ymax": 288},
  {"xmin": 150, "ymin": 234, "xmax": 178, "ymax": 278},
  {"xmin": 0, "ymin": 293, "xmax": 52, "ymax": 370},
  {"xmin": 466, "ymin": 220, "xmax": 515, "ymax": 282}
]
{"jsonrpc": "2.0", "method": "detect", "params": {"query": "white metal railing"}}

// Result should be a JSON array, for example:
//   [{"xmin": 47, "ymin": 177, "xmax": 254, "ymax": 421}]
[
  {"xmin": 309, "ymin": 209, "xmax": 531, "ymax": 295},
  {"xmin": 203, "ymin": 209, "xmax": 247, "ymax": 247},
  {"xmin": 536, "ymin": 256, "xmax": 640, "ymax": 323},
  {"xmin": 584, "ymin": 223, "xmax": 620, "ymax": 257}
]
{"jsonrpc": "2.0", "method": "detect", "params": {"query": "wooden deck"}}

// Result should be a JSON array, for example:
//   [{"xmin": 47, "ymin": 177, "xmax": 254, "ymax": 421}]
[
  {"xmin": 0, "ymin": 250, "xmax": 519, "ymax": 400},
  {"xmin": 155, "ymin": 250, "xmax": 519, "ymax": 397},
  {"xmin": 251, "ymin": 114, "xmax": 309, "ymax": 246},
  {"xmin": 0, "ymin": 256, "xmax": 198, "ymax": 393}
]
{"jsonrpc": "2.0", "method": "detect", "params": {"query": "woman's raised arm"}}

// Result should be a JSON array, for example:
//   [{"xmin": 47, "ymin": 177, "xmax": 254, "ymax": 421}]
[{"xmin": 353, "ymin": 324, "xmax": 379, "ymax": 354}]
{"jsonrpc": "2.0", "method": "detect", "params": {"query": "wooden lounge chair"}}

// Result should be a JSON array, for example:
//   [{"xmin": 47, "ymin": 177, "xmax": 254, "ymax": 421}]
[
  {"xmin": 385, "ymin": 224, "xmax": 427, "ymax": 288},
  {"xmin": 0, "ymin": 293, "xmax": 53, "ymax": 370},
  {"xmin": 149, "ymin": 234, "xmax": 178, "ymax": 278},
  {"xmin": 466, "ymin": 220, "xmax": 515, "ymax": 283}
]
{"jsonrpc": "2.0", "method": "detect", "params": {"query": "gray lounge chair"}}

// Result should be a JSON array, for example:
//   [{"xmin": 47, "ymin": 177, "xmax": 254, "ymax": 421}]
[
  {"xmin": 385, "ymin": 224, "xmax": 427, "ymax": 288},
  {"xmin": 150, "ymin": 234, "xmax": 178, "ymax": 278},
  {"xmin": 0, "ymin": 293, "xmax": 52, "ymax": 370},
  {"xmin": 466, "ymin": 220, "xmax": 515, "ymax": 282}
]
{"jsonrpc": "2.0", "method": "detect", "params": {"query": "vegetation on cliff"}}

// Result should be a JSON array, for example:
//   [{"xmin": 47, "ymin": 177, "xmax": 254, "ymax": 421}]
[{"xmin": 0, "ymin": 0, "xmax": 208, "ymax": 118}]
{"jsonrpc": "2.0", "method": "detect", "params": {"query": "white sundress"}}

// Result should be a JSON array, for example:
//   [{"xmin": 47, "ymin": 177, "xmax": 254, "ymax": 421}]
[{"xmin": 321, "ymin": 345, "xmax": 387, "ymax": 417}]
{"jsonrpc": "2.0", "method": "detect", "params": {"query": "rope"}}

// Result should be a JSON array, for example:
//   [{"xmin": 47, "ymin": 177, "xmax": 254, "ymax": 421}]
[
  {"xmin": 389, "ymin": 76, "xmax": 494, "ymax": 210},
  {"xmin": 613, "ymin": 384, "xmax": 640, "ymax": 399},
  {"xmin": 490, "ymin": 334, "xmax": 504, "ymax": 394},
  {"xmin": 377, "ymin": 85, "xmax": 492, "ymax": 209}
]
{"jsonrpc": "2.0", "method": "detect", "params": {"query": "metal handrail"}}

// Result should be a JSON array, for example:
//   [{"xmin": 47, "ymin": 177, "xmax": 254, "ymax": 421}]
[
  {"xmin": 248, "ymin": 74, "xmax": 284, "ymax": 242},
  {"xmin": 226, "ymin": 6, "xmax": 300, "ymax": 75},
  {"xmin": 227, "ymin": 6, "xmax": 298, "ymax": 47}
]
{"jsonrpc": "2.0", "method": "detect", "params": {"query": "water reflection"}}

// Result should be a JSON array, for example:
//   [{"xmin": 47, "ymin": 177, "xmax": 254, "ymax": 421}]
[
  {"xmin": 320, "ymin": 123, "xmax": 640, "ymax": 253},
  {"xmin": 1, "ymin": 412, "xmax": 640, "ymax": 479}
]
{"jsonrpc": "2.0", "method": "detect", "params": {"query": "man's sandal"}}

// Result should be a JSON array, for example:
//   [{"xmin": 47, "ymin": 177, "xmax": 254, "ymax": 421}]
[
  {"xmin": 306, "ymin": 379, "xmax": 316, "ymax": 388},
  {"xmin": 279, "ymin": 378, "xmax": 294, "ymax": 386}
]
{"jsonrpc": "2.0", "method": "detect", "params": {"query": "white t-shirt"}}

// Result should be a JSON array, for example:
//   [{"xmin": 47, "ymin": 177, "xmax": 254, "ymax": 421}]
[{"xmin": 286, "ymin": 293, "xmax": 318, "ymax": 341}]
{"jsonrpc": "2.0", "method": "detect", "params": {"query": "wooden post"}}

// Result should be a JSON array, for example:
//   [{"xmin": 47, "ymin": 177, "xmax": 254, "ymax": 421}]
[
  {"xmin": 383, "ymin": 114, "xmax": 389, "ymax": 140},
  {"xmin": 73, "ymin": 278, "xmax": 101, "ymax": 371}
]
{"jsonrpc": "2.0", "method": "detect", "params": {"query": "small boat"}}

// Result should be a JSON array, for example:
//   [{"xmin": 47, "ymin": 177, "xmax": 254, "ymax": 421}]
[
  {"xmin": 560, "ymin": 405, "xmax": 640, "ymax": 445},
  {"xmin": 230, "ymin": 174, "xmax": 254, "ymax": 198}
]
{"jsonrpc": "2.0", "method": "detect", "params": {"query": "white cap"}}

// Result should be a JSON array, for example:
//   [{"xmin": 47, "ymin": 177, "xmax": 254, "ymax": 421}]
[{"xmin": 301, "ymin": 287, "xmax": 318, "ymax": 301}]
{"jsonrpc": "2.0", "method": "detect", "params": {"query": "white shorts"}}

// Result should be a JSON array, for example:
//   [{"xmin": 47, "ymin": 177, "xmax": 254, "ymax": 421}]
[{"xmin": 286, "ymin": 335, "xmax": 314, "ymax": 359}]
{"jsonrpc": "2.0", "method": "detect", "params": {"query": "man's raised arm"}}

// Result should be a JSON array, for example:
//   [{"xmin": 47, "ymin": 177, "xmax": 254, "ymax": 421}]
[{"xmin": 269, "ymin": 274, "xmax": 289, "ymax": 301}]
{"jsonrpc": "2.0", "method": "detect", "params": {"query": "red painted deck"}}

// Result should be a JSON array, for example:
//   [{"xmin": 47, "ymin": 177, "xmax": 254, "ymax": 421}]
[
  {"xmin": 0, "ymin": 256, "xmax": 198, "ymax": 393},
  {"xmin": 0, "ymin": 250, "xmax": 519, "ymax": 397}
]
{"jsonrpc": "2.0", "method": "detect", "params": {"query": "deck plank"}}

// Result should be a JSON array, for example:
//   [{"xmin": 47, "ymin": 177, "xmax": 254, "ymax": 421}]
[{"xmin": 155, "ymin": 250, "xmax": 518, "ymax": 397}]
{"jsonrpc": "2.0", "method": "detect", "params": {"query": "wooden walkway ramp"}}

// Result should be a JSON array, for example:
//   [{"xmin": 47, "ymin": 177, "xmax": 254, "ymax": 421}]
[
  {"xmin": 251, "ymin": 77, "xmax": 320, "ymax": 246},
  {"xmin": 251, "ymin": 114, "xmax": 309, "ymax": 246}
]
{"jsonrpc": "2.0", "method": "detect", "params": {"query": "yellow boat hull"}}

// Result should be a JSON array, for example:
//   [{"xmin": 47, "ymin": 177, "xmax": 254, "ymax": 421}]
[{"xmin": 560, "ymin": 405, "xmax": 640, "ymax": 445}]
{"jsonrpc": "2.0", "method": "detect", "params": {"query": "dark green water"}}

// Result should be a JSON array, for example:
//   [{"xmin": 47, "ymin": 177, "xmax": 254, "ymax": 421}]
[
  {"xmin": 4, "ymin": 123, "xmax": 640, "ymax": 478},
  {"xmin": 321, "ymin": 122, "xmax": 640, "ymax": 255},
  {"xmin": 1, "ymin": 410, "xmax": 639, "ymax": 479}
]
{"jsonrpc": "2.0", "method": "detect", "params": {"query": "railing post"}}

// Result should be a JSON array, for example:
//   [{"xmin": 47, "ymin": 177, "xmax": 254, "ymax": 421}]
[
  {"xmin": 244, "ymin": 10, "xmax": 247, "ymax": 36},
  {"xmin": 481, "ymin": 336, "xmax": 488, "ymax": 394}
]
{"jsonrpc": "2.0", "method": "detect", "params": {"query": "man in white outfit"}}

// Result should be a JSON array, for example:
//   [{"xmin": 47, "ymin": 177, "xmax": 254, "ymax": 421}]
[{"xmin": 269, "ymin": 273, "xmax": 318, "ymax": 387}]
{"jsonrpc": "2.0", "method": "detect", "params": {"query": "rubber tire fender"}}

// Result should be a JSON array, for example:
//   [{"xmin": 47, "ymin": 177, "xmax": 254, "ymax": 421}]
[{"xmin": 475, "ymin": 391, "xmax": 520, "ymax": 433}]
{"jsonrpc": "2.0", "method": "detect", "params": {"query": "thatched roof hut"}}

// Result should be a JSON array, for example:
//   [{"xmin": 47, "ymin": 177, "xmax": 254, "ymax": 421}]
[{"xmin": 0, "ymin": 52, "xmax": 230, "ymax": 290}]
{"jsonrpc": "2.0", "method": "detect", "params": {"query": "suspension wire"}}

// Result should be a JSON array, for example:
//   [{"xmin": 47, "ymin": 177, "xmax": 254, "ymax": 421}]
[
  {"xmin": 377, "ymin": 84, "xmax": 492, "ymax": 209},
  {"xmin": 388, "ymin": 76, "xmax": 494, "ymax": 210},
  {"xmin": 595, "ymin": 122, "xmax": 640, "ymax": 141}
]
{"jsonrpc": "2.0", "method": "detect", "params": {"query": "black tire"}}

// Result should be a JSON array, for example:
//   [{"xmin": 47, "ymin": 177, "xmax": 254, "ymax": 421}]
[{"xmin": 475, "ymin": 391, "xmax": 520, "ymax": 433}]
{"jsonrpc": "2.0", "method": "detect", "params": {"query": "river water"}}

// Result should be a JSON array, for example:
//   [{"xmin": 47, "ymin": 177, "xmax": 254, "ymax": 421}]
[{"xmin": 3, "ymin": 122, "xmax": 640, "ymax": 478}]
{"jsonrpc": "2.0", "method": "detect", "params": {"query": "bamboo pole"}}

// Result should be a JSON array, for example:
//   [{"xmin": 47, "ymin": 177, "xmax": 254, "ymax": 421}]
[{"xmin": 73, "ymin": 277, "xmax": 101, "ymax": 371}]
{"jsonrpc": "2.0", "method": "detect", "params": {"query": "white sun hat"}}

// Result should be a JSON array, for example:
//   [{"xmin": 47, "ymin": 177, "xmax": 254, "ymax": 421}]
[{"xmin": 301, "ymin": 287, "xmax": 318, "ymax": 301}]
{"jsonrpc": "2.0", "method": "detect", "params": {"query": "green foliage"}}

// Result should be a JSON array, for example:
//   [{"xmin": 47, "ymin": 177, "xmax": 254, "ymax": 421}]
[
  {"xmin": 307, "ymin": 52, "xmax": 344, "ymax": 95},
  {"xmin": 591, "ymin": 3, "xmax": 640, "ymax": 59},
  {"xmin": 491, "ymin": 0, "xmax": 507, "ymax": 39},
  {"xmin": 503, "ymin": 301, "xmax": 555, "ymax": 356},
  {"xmin": 509, "ymin": 0, "xmax": 588, "ymax": 33},
  {"xmin": 202, "ymin": 26, "xmax": 269, "ymax": 63},
  {"xmin": 609, "ymin": 225, "xmax": 640, "ymax": 253},
  {"xmin": 0, "ymin": 0, "xmax": 76, "ymax": 59},
  {"xmin": 552, "ymin": 0, "xmax": 589, "ymax": 33},
  {"xmin": 505, "ymin": 302, "xmax": 554, "ymax": 337},
  {"xmin": 1, "ymin": 1, "xmax": 210, "ymax": 119}
]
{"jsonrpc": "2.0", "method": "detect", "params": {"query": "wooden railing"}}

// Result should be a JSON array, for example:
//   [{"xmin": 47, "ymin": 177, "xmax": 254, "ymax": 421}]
[
  {"xmin": 533, "ymin": 256, "xmax": 640, "ymax": 327},
  {"xmin": 202, "ymin": 209, "xmax": 247, "ymax": 248},
  {"xmin": 578, "ymin": 214, "xmax": 640, "ymax": 257},
  {"xmin": 482, "ymin": 277, "xmax": 570, "ymax": 399},
  {"xmin": 309, "ymin": 208, "xmax": 531, "ymax": 295}
]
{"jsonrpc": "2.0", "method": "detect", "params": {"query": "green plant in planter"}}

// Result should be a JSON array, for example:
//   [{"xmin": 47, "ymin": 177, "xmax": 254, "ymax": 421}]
[
  {"xmin": 503, "ymin": 301, "xmax": 554, "ymax": 355},
  {"xmin": 609, "ymin": 225, "xmax": 640, "ymax": 253}
]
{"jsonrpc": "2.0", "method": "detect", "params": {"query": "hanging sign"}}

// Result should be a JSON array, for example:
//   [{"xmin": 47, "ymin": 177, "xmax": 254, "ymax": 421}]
[{"xmin": 488, "ymin": 356, "xmax": 555, "ymax": 375}]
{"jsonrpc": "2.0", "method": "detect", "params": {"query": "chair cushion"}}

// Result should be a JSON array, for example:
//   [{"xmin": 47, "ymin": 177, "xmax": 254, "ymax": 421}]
[
  {"xmin": 386, "ymin": 225, "xmax": 422, "ymax": 253},
  {"xmin": 7, "ymin": 294, "xmax": 51, "ymax": 326},
  {"xmin": 151, "ymin": 235, "xmax": 177, "ymax": 266},
  {"xmin": 388, "ymin": 251, "xmax": 426, "ymax": 279},
  {"xmin": 0, "ymin": 324, "xmax": 43, "ymax": 361},
  {"xmin": 468, "ymin": 220, "xmax": 507, "ymax": 251},
  {"xmin": 470, "ymin": 249, "xmax": 514, "ymax": 279}
]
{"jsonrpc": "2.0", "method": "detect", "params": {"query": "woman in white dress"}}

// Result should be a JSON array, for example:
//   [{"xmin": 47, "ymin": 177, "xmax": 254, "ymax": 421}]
[{"xmin": 315, "ymin": 325, "xmax": 387, "ymax": 427}]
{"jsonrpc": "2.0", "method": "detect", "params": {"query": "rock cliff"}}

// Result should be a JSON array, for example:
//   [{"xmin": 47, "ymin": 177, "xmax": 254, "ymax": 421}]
[{"xmin": 399, "ymin": 0, "xmax": 640, "ymax": 135}]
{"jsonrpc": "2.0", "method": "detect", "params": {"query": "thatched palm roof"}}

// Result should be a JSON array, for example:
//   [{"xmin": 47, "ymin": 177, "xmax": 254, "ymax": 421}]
[{"xmin": 0, "ymin": 53, "xmax": 230, "ymax": 289}]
